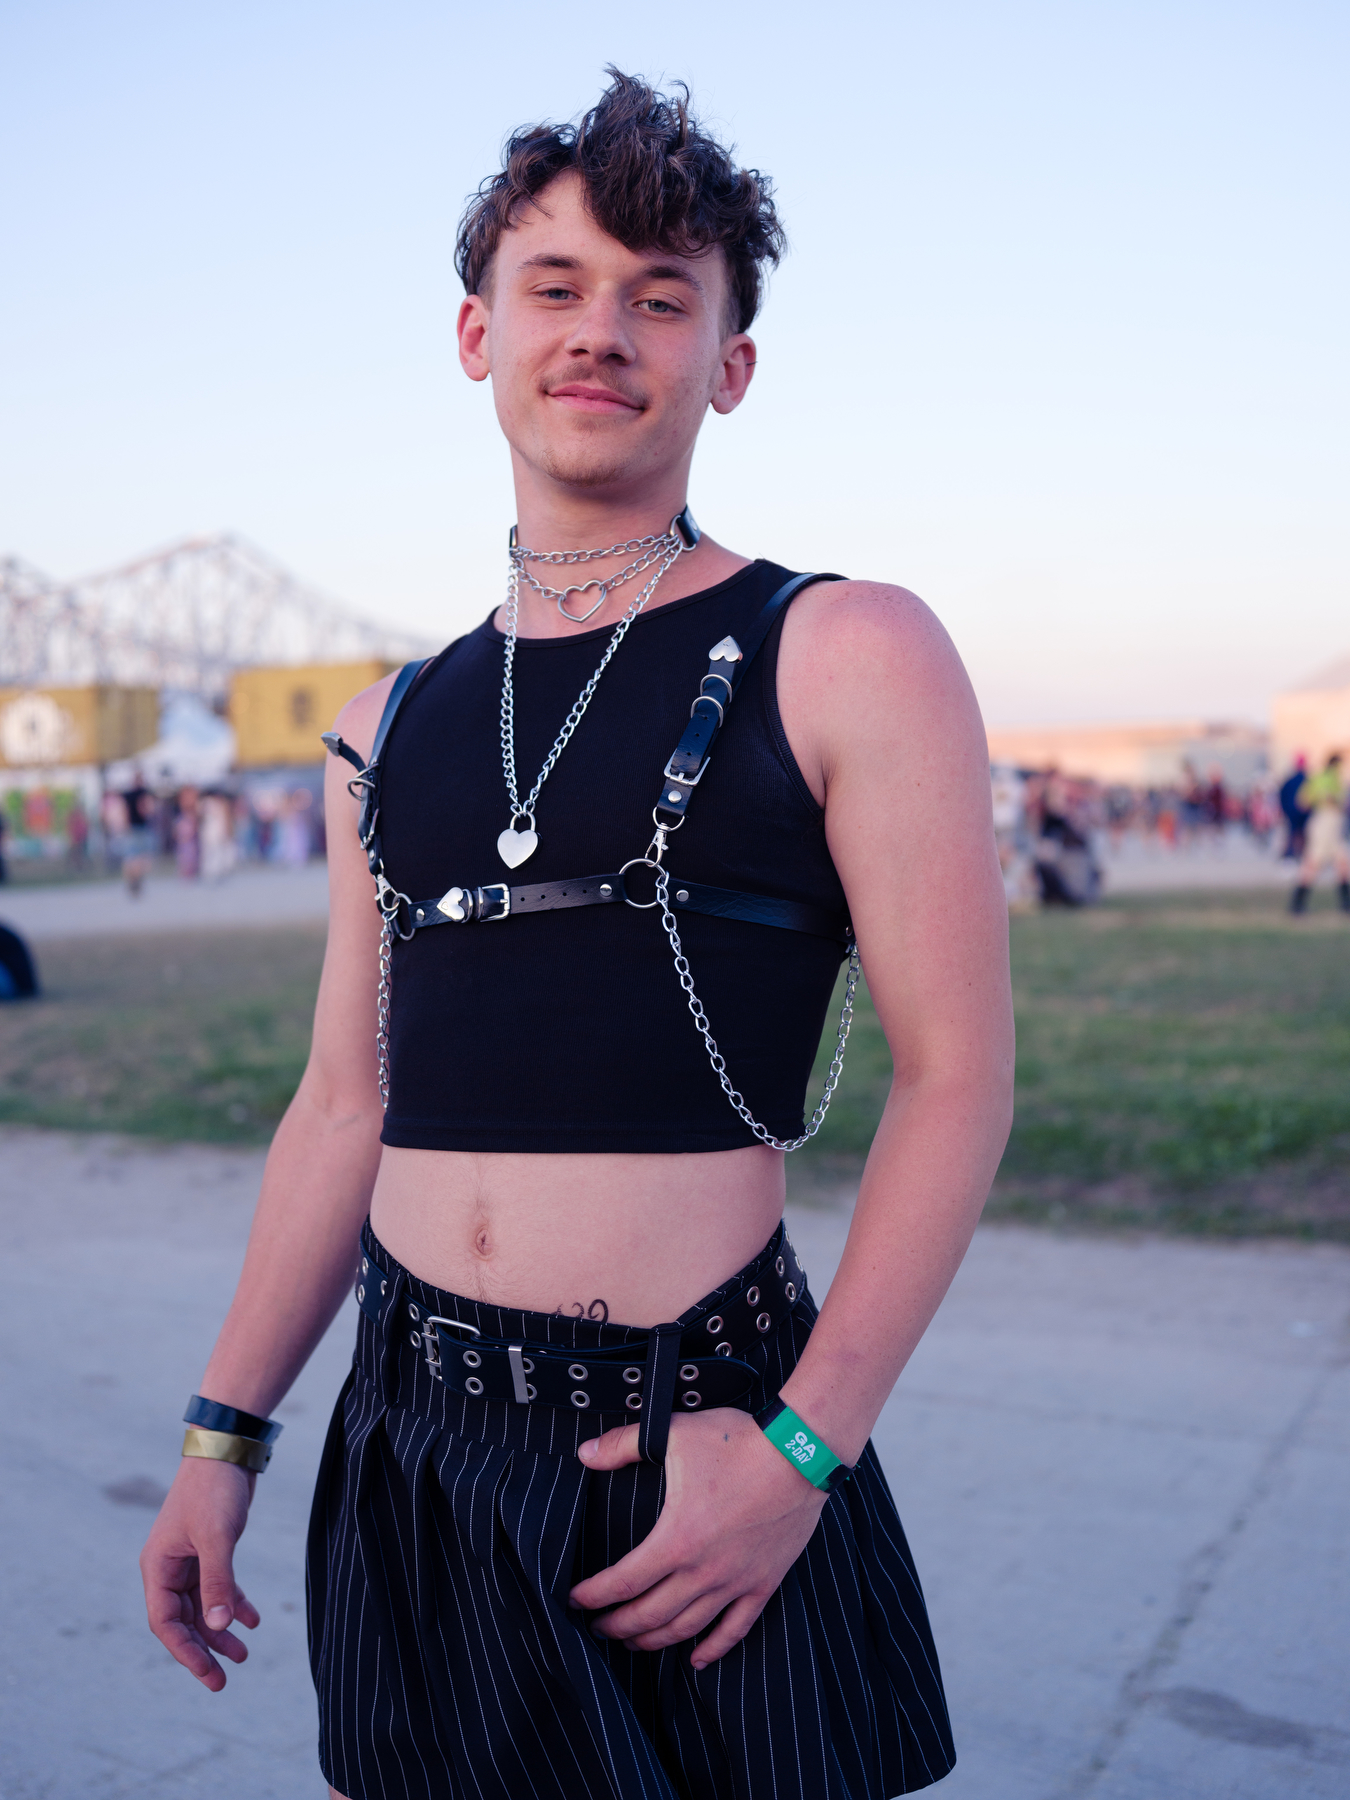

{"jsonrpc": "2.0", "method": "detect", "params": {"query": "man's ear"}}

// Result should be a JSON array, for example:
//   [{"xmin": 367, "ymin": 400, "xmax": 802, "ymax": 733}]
[
  {"xmin": 710, "ymin": 334, "xmax": 756, "ymax": 416},
  {"xmin": 458, "ymin": 294, "xmax": 491, "ymax": 382}
]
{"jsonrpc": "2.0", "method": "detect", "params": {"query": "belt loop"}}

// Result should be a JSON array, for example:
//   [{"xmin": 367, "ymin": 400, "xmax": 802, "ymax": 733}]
[
  {"xmin": 377, "ymin": 1268, "xmax": 408, "ymax": 1408},
  {"xmin": 637, "ymin": 1322, "xmax": 683, "ymax": 1464}
]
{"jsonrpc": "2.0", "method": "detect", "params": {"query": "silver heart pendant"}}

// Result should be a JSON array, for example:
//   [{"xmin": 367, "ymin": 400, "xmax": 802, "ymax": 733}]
[
  {"xmin": 497, "ymin": 826, "xmax": 538, "ymax": 869},
  {"xmin": 557, "ymin": 581, "xmax": 609, "ymax": 624}
]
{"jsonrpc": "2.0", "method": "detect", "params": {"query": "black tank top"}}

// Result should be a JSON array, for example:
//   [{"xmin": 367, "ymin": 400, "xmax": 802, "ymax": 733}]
[{"xmin": 378, "ymin": 559, "xmax": 848, "ymax": 1153}]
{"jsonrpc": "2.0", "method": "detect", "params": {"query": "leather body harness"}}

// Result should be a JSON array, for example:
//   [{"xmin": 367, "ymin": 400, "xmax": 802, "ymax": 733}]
[{"xmin": 323, "ymin": 571, "xmax": 860, "ymax": 1150}]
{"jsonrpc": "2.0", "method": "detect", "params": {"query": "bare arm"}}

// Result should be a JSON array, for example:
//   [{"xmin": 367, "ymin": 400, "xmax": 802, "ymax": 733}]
[
  {"xmin": 571, "ymin": 581, "xmax": 1014, "ymax": 1661},
  {"xmin": 139, "ymin": 674, "xmax": 395, "ymax": 1690}
]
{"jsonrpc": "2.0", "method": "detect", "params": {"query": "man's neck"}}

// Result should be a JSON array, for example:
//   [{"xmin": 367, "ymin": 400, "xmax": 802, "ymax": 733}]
[{"xmin": 503, "ymin": 474, "xmax": 750, "ymax": 640}]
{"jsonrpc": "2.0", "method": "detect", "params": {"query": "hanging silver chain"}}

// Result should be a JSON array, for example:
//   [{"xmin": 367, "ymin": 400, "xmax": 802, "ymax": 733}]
[
  {"xmin": 654, "ymin": 865, "xmax": 860, "ymax": 1151},
  {"xmin": 376, "ymin": 915, "xmax": 395, "ymax": 1110},
  {"xmin": 517, "ymin": 541, "xmax": 674, "ymax": 614},
  {"xmin": 499, "ymin": 539, "xmax": 685, "ymax": 829}
]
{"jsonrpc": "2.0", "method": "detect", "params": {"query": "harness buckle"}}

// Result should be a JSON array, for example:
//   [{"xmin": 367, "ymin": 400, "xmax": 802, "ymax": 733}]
[{"xmin": 477, "ymin": 883, "xmax": 511, "ymax": 923}]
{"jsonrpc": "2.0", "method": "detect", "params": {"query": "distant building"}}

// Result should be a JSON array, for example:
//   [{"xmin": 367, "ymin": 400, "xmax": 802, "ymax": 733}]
[
  {"xmin": 984, "ymin": 721, "xmax": 1268, "ymax": 788},
  {"xmin": 1271, "ymin": 655, "xmax": 1350, "ymax": 775}
]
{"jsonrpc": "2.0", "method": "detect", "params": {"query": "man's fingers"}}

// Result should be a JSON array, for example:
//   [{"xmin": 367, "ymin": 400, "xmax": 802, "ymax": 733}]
[
  {"xmin": 617, "ymin": 1584, "xmax": 733, "ymax": 1652},
  {"xmin": 196, "ymin": 1534, "xmax": 241, "ymax": 1632},
  {"xmin": 576, "ymin": 1424, "xmax": 641, "ymax": 1471},
  {"xmin": 587, "ymin": 1571, "xmax": 703, "ymax": 1643},
  {"xmin": 689, "ymin": 1593, "xmax": 769, "ymax": 1669},
  {"xmin": 569, "ymin": 1527, "xmax": 676, "ymax": 1612}
]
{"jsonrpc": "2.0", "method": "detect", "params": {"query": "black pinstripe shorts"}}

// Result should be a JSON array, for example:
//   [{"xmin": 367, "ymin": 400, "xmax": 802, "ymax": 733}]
[{"xmin": 306, "ymin": 1219, "xmax": 956, "ymax": 1799}]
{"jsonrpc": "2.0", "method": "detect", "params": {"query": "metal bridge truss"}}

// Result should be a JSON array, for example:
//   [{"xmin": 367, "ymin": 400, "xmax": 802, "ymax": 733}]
[{"xmin": 0, "ymin": 533, "xmax": 433, "ymax": 701}]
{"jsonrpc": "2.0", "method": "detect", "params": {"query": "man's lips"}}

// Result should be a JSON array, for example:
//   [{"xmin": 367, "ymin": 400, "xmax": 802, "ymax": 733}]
[{"xmin": 547, "ymin": 383, "xmax": 644, "ymax": 414}]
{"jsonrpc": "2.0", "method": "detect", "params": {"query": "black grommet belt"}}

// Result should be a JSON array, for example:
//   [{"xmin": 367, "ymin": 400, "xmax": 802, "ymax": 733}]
[{"xmin": 354, "ymin": 1229, "xmax": 809, "ymax": 1463}]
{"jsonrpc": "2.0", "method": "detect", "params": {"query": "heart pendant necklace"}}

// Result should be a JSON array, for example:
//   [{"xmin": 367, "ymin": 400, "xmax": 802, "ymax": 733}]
[{"xmin": 497, "ymin": 509, "xmax": 699, "ymax": 868}]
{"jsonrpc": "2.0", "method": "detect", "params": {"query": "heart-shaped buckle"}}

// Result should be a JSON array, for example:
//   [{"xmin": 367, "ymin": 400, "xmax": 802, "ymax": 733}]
[{"xmin": 556, "ymin": 580, "xmax": 609, "ymax": 623}]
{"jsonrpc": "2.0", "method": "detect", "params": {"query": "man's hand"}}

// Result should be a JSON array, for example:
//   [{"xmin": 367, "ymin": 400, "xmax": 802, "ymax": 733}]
[
  {"xmin": 139, "ymin": 1455, "xmax": 260, "ymax": 1691},
  {"xmin": 571, "ymin": 1408, "xmax": 827, "ymax": 1668}
]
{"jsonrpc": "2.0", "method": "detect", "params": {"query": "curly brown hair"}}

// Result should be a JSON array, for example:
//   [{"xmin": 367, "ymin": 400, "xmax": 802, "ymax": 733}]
[{"xmin": 455, "ymin": 69, "xmax": 785, "ymax": 334}]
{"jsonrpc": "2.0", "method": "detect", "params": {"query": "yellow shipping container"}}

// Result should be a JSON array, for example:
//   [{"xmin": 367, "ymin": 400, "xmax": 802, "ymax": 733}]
[
  {"xmin": 229, "ymin": 661, "xmax": 397, "ymax": 768},
  {"xmin": 0, "ymin": 685, "xmax": 160, "ymax": 768}
]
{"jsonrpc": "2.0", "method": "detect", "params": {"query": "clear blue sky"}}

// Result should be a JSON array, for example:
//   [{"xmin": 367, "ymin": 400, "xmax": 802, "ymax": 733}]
[{"xmin": 1, "ymin": 0, "xmax": 1345, "ymax": 726}]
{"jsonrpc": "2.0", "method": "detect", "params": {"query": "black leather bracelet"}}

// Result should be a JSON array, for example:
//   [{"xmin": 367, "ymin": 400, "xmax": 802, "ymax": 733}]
[{"xmin": 183, "ymin": 1394, "xmax": 284, "ymax": 1446}]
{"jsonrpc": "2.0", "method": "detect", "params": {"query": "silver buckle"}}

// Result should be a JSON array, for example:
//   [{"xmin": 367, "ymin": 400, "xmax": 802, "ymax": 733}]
[
  {"xmin": 477, "ymin": 883, "xmax": 511, "ymax": 923},
  {"xmin": 420, "ymin": 1314, "xmax": 481, "ymax": 1381},
  {"xmin": 662, "ymin": 754, "xmax": 710, "ymax": 789}
]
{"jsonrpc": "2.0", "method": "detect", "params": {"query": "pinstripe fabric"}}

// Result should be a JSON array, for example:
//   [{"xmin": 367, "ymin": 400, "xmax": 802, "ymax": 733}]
[{"xmin": 307, "ymin": 1224, "xmax": 956, "ymax": 1799}]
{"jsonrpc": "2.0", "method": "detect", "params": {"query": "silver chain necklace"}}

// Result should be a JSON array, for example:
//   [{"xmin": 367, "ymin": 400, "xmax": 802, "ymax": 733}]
[{"xmin": 497, "ymin": 512, "xmax": 696, "ymax": 868}]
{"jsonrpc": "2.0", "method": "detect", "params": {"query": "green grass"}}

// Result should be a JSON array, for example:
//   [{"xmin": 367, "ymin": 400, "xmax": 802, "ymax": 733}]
[
  {"xmin": 791, "ymin": 887, "xmax": 1350, "ymax": 1240},
  {"xmin": 5, "ymin": 889, "xmax": 1349, "ymax": 1238},
  {"xmin": 0, "ymin": 927, "xmax": 326, "ymax": 1143}
]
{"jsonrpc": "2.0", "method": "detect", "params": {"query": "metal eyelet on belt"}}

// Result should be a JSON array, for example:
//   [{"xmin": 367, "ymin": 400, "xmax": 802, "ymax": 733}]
[
  {"xmin": 623, "ymin": 1366, "xmax": 642, "ymax": 1384},
  {"xmin": 522, "ymin": 1357, "xmax": 534, "ymax": 1374},
  {"xmin": 410, "ymin": 1331, "xmax": 421, "ymax": 1347},
  {"xmin": 715, "ymin": 1341, "xmax": 732, "ymax": 1357},
  {"xmin": 746, "ymin": 1286, "xmax": 760, "ymax": 1306},
  {"xmin": 706, "ymin": 1315, "xmax": 723, "ymax": 1336},
  {"xmin": 356, "ymin": 1284, "xmax": 365, "ymax": 1303},
  {"xmin": 756, "ymin": 1312, "xmax": 772, "ymax": 1333},
  {"xmin": 679, "ymin": 1364, "xmax": 699, "ymax": 1382},
  {"xmin": 625, "ymin": 1393, "xmax": 642, "ymax": 1411},
  {"xmin": 526, "ymin": 1383, "xmax": 537, "ymax": 1401},
  {"xmin": 571, "ymin": 1391, "xmax": 590, "ymax": 1409},
  {"xmin": 568, "ymin": 1364, "xmax": 588, "ymax": 1382},
  {"xmin": 682, "ymin": 1391, "xmax": 702, "ymax": 1408},
  {"xmin": 465, "ymin": 1376, "xmax": 484, "ymax": 1396},
  {"xmin": 362, "ymin": 1257, "xmax": 369, "ymax": 1275},
  {"xmin": 775, "ymin": 1256, "xmax": 785, "ymax": 1276},
  {"xmin": 463, "ymin": 1350, "xmax": 482, "ymax": 1368},
  {"xmin": 785, "ymin": 1281, "xmax": 797, "ymax": 1303},
  {"xmin": 408, "ymin": 1304, "xmax": 420, "ymax": 1322}
]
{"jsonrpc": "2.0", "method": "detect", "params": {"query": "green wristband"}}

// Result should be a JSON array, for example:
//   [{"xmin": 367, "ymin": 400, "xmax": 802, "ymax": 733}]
[{"xmin": 757, "ymin": 1398, "xmax": 852, "ymax": 1492}]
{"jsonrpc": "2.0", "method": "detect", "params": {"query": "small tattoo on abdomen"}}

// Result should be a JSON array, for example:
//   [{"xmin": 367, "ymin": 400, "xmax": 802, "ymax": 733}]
[{"xmin": 555, "ymin": 1299, "xmax": 610, "ymax": 1324}]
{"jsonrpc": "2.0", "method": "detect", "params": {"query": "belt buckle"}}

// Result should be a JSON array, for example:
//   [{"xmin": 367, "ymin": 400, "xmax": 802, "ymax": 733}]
[
  {"xmin": 477, "ymin": 883, "xmax": 511, "ymax": 923},
  {"xmin": 418, "ymin": 1314, "xmax": 480, "ymax": 1381}
]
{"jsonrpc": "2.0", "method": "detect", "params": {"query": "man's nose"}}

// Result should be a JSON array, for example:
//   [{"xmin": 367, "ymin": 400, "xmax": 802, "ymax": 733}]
[{"xmin": 563, "ymin": 291, "xmax": 635, "ymax": 363}]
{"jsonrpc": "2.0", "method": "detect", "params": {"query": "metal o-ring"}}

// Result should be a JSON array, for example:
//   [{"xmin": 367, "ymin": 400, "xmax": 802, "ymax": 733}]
[
  {"xmin": 625, "ymin": 1393, "xmax": 643, "ymax": 1411},
  {"xmin": 568, "ymin": 1364, "xmax": 588, "ymax": 1382},
  {"xmin": 746, "ymin": 1286, "xmax": 760, "ymax": 1306},
  {"xmin": 679, "ymin": 1364, "xmax": 699, "ymax": 1383},
  {"xmin": 571, "ymin": 1391, "xmax": 590, "ymax": 1409},
  {"xmin": 715, "ymin": 1342, "xmax": 732, "ymax": 1357},
  {"xmin": 706, "ymin": 1315, "xmax": 723, "ymax": 1336},
  {"xmin": 465, "ymin": 1376, "xmax": 484, "ymax": 1396},
  {"xmin": 462, "ymin": 1349, "xmax": 482, "ymax": 1368},
  {"xmin": 756, "ymin": 1312, "xmax": 772, "ymax": 1333},
  {"xmin": 618, "ymin": 857, "xmax": 662, "ymax": 910},
  {"xmin": 785, "ymin": 1281, "xmax": 797, "ymax": 1303},
  {"xmin": 682, "ymin": 1391, "xmax": 702, "ymax": 1408},
  {"xmin": 622, "ymin": 1366, "xmax": 642, "ymax": 1384}
]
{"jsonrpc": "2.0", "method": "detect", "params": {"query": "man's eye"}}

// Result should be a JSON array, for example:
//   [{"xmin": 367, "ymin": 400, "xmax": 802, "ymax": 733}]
[
  {"xmin": 540, "ymin": 287, "xmax": 576, "ymax": 301},
  {"xmin": 639, "ymin": 298, "xmax": 677, "ymax": 314}
]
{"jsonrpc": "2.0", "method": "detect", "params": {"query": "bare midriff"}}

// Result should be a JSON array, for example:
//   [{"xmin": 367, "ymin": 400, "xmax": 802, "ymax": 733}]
[{"xmin": 369, "ymin": 1143, "xmax": 786, "ymax": 1328}]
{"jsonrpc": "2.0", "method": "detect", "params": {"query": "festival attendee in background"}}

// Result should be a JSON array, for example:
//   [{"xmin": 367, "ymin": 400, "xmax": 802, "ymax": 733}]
[
  {"xmin": 1279, "ymin": 755, "xmax": 1311, "ymax": 861},
  {"xmin": 199, "ymin": 792, "xmax": 237, "ymax": 883},
  {"xmin": 278, "ymin": 789, "xmax": 313, "ymax": 867},
  {"xmin": 67, "ymin": 799, "xmax": 89, "ymax": 869},
  {"xmin": 1290, "ymin": 752, "xmax": 1349, "ymax": 914},
  {"xmin": 174, "ymin": 788, "xmax": 201, "ymax": 880},
  {"xmin": 119, "ymin": 772, "xmax": 158, "ymax": 898}
]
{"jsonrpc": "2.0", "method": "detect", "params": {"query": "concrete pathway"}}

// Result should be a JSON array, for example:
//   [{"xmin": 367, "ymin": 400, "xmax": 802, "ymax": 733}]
[
  {"xmin": 0, "ymin": 863, "xmax": 329, "ymax": 942},
  {"xmin": 1, "ymin": 1131, "xmax": 1346, "ymax": 1799}
]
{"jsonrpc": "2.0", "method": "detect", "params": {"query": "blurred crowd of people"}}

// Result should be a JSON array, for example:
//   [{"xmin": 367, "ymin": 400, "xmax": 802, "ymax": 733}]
[
  {"xmin": 992, "ymin": 753, "xmax": 1349, "ymax": 911},
  {"xmin": 0, "ymin": 777, "xmax": 325, "ymax": 893}
]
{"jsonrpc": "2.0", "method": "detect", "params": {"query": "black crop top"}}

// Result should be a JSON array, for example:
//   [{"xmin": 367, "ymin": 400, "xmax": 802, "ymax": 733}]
[{"xmin": 377, "ymin": 560, "xmax": 849, "ymax": 1154}]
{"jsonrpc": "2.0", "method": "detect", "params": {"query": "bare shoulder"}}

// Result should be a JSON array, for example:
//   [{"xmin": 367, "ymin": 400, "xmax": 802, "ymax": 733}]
[
  {"xmin": 332, "ymin": 670, "xmax": 399, "ymax": 764},
  {"xmin": 784, "ymin": 578, "xmax": 965, "ymax": 694},
  {"xmin": 779, "ymin": 579, "xmax": 983, "ymax": 799}
]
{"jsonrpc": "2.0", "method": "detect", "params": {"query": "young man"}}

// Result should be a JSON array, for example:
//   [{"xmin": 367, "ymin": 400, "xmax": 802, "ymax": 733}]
[{"xmin": 141, "ymin": 71, "xmax": 1014, "ymax": 1800}]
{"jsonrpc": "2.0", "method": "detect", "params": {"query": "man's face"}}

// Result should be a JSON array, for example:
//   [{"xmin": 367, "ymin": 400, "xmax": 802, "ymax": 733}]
[{"xmin": 457, "ymin": 171, "xmax": 754, "ymax": 496}]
